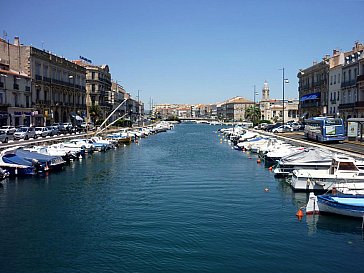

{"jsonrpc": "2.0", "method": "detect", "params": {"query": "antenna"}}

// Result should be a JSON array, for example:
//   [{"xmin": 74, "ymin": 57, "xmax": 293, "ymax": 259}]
[{"xmin": 3, "ymin": 30, "xmax": 7, "ymax": 40}]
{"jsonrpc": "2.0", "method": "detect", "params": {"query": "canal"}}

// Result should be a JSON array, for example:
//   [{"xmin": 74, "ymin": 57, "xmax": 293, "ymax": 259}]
[{"xmin": 0, "ymin": 123, "xmax": 364, "ymax": 272}]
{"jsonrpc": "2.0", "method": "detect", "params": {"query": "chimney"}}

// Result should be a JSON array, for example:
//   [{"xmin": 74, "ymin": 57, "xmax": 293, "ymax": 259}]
[{"xmin": 14, "ymin": 36, "xmax": 20, "ymax": 46}]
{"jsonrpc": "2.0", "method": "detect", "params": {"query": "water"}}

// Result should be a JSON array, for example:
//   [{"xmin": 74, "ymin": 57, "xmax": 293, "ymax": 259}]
[{"xmin": 0, "ymin": 124, "xmax": 364, "ymax": 272}]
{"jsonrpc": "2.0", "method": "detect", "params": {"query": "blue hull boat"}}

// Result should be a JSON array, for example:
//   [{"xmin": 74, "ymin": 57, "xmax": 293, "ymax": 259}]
[{"xmin": 317, "ymin": 194, "xmax": 364, "ymax": 218}]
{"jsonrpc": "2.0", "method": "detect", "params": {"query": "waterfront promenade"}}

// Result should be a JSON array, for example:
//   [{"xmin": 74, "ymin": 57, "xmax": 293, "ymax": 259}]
[{"xmin": 1, "ymin": 123, "xmax": 364, "ymax": 273}]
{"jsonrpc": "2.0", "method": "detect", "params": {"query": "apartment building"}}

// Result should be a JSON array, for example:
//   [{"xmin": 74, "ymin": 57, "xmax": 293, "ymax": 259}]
[
  {"xmin": 73, "ymin": 60, "xmax": 112, "ymax": 121},
  {"xmin": 0, "ymin": 37, "xmax": 86, "ymax": 126}
]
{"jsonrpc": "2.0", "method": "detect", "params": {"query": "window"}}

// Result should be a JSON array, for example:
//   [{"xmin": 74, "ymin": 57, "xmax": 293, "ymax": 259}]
[
  {"xmin": 330, "ymin": 75, "xmax": 333, "ymax": 85},
  {"xmin": 92, "ymin": 84, "xmax": 95, "ymax": 92},
  {"xmin": 43, "ymin": 65, "xmax": 48, "ymax": 77},
  {"xmin": 92, "ymin": 72, "xmax": 95, "ymax": 80},
  {"xmin": 349, "ymin": 70, "xmax": 352, "ymax": 81},
  {"xmin": 333, "ymin": 107, "xmax": 336, "ymax": 114},
  {"xmin": 330, "ymin": 92, "xmax": 333, "ymax": 101},
  {"xmin": 35, "ymin": 62, "xmax": 41, "ymax": 76},
  {"xmin": 343, "ymin": 72, "xmax": 346, "ymax": 82},
  {"xmin": 330, "ymin": 107, "xmax": 332, "ymax": 114},
  {"xmin": 334, "ymin": 74, "xmax": 336, "ymax": 84},
  {"xmin": 334, "ymin": 92, "xmax": 336, "ymax": 100},
  {"xmin": 342, "ymin": 91, "xmax": 346, "ymax": 103},
  {"xmin": 337, "ymin": 91, "xmax": 340, "ymax": 101},
  {"xmin": 338, "ymin": 73, "xmax": 341, "ymax": 83},
  {"xmin": 348, "ymin": 90, "xmax": 351, "ymax": 102}
]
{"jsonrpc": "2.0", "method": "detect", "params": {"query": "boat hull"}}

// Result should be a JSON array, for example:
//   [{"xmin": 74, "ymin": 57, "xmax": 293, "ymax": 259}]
[{"xmin": 317, "ymin": 195, "xmax": 364, "ymax": 218}]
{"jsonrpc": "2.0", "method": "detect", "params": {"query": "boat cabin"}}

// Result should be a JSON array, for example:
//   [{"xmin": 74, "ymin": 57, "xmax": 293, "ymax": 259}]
[{"xmin": 330, "ymin": 156, "xmax": 359, "ymax": 174}]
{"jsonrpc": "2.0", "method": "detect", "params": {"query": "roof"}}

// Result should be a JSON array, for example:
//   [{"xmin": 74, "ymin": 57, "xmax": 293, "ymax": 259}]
[
  {"xmin": 225, "ymin": 96, "xmax": 252, "ymax": 104},
  {"xmin": 0, "ymin": 69, "xmax": 30, "ymax": 78}
]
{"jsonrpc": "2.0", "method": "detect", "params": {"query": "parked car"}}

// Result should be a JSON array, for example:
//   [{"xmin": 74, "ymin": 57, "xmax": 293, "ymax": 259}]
[
  {"xmin": 13, "ymin": 127, "xmax": 37, "ymax": 140},
  {"xmin": 0, "ymin": 126, "xmax": 16, "ymax": 135},
  {"xmin": 59, "ymin": 122, "xmax": 73, "ymax": 133},
  {"xmin": 0, "ymin": 130, "xmax": 10, "ymax": 143},
  {"xmin": 272, "ymin": 125, "xmax": 293, "ymax": 133},
  {"xmin": 47, "ymin": 126, "xmax": 59, "ymax": 136},
  {"xmin": 35, "ymin": 127, "xmax": 49, "ymax": 138},
  {"xmin": 265, "ymin": 123, "xmax": 282, "ymax": 132}
]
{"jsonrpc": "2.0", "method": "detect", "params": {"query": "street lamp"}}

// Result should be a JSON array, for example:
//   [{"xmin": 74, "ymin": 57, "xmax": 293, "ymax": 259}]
[
  {"xmin": 253, "ymin": 85, "xmax": 259, "ymax": 123},
  {"xmin": 280, "ymin": 68, "xmax": 289, "ymax": 127}
]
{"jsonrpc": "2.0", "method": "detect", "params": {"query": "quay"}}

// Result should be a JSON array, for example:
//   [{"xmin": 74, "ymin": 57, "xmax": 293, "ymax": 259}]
[{"xmin": 254, "ymin": 130, "xmax": 364, "ymax": 158}]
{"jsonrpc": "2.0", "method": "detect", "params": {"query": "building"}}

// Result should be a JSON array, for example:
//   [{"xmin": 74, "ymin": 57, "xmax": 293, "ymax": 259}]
[
  {"xmin": 298, "ymin": 57, "xmax": 330, "ymax": 119},
  {"xmin": 338, "ymin": 42, "xmax": 364, "ymax": 120},
  {"xmin": 0, "ymin": 37, "xmax": 87, "ymax": 126},
  {"xmin": 328, "ymin": 50, "xmax": 344, "ymax": 117},
  {"xmin": 0, "ymin": 59, "xmax": 32, "ymax": 126},
  {"xmin": 259, "ymin": 81, "xmax": 299, "ymax": 122},
  {"xmin": 73, "ymin": 60, "xmax": 112, "ymax": 122},
  {"xmin": 219, "ymin": 96, "xmax": 254, "ymax": 121}
]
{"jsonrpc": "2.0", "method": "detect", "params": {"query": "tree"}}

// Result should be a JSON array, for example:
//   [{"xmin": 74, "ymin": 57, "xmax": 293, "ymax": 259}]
[
  {"xmin": 89, "ymin": 105, "xmax": 102, "ymax": 124},
  {"xmin": 245, "ymin": 105, "xmax": 261, "ymax": 125}
]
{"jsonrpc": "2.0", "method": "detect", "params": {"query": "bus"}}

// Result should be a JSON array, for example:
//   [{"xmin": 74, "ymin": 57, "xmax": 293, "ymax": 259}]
[{"xmin": 304, "ymin": 117, "xmax": 345, "ymax": 142}]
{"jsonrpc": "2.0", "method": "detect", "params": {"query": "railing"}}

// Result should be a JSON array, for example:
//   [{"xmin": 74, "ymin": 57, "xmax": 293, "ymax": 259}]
[
  {"xmin": 338, "ymin": 103, "xmax": 355, "ymax": 109},
  {"xmin": 355, "ymin": 101, "xmax": 364, "ymax": 108},
  {"xmin": 341, "ymin": 80, "xmax": 356, "ymax": 88},
  {"xmin": 35, "ymin": 75, "xmax": 42, "ymax": 81},
  {"xmin": 330, "ymin": 100, "xmax": 336, "ymax": 105},
  {"xmin": 43, "ymin": 76, "xmax": 51, "ymax": 83},
  {"xmin": 357, "ymin": 75, "xmax": 364, "ymax": 82},
  {"xmin": 300, "ymin": 101, "xmax": 320, "ymax": 108}
]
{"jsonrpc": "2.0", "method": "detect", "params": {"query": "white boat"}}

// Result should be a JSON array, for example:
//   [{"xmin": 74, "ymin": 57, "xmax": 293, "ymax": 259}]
[
  {"xmin": 273, "ymin": 148, "xmax": 335, "ymax": 177},
  {"xmin": 263, "ymin": 145, "xmax": 305, "ymax": 167},
  {"xmin": 290, "ymin": 155, "xmax": 364, "ymax": 192}
]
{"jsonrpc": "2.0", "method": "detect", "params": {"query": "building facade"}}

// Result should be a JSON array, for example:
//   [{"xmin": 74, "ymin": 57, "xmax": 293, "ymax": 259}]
[
  {"xmin": 0, "ymin": 37, "xmax": 87, "ymax": 126},
  {"xmin": 259, "ymin": 81, "xmax": 299, "ymax": 122},
  {"xmin": 73, "ymin": 60, "xmax": 112, "ymax": 122},
  {"xmin": 298, "ymin": 58, "xmax": 329, "ymax": 119}
]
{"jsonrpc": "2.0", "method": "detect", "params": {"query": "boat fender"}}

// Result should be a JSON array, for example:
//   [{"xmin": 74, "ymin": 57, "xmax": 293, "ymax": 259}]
[{"xmin": 296, "ymin": 208, "xmax": 304, "ymax": 220}]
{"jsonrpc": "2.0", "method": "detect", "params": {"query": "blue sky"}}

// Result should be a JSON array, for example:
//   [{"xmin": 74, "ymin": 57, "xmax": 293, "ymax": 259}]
[{"xmin": 2, "ymin": 0, "xmax": 364, "ymax": 107}]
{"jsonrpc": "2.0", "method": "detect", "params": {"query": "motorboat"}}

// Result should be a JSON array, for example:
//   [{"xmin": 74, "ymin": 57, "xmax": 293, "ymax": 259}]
[
  {"xmin": 290, "ymin": 155, "xmax": 364, "ymax": 192},
  {"xmin": 273, "ymin": 148, "xmax": 335, "ymax": 177},
  {"xmin": 306, "ymin": 192, "xmax": 364, "ymax": 218}
]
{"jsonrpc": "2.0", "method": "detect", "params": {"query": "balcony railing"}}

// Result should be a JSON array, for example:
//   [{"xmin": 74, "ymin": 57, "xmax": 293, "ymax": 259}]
[
  {"xmin": 341, "ymin": 80, "xmax": 356, "ymax": 88},
  {"xmin": 355, "ymin": 101, "xmax": 364, "ymax": 108},
  {"xmin": 330, "ymin": 100, "xmax": 336, "ymax": 105},
  {"xmin": 338, "ymin": 103, "xmax": 355, "ymax": 109},
  {"xmin": 43, "ymin": 76, "xmax": 51, "ymax": 83},
  {"xmin": 357, "ymin": 75, "xmax": 364, "ymax": 82},
  {"xmin": 300, "ymin": 101, "xmax": 320, "ymax": 108},
  {"xmin": 35, "ymin": 75, "xmax": 42, "ymax": 81}
]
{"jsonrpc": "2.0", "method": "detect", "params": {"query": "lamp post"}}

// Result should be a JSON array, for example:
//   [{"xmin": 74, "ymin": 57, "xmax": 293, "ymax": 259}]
[
  {"xmin": 280, "ymin": 68, "xmax": 289, "ymax": 127},
  {"xmin": 253, "ymin": 85, "xmax": 259, "ymax": 124}
]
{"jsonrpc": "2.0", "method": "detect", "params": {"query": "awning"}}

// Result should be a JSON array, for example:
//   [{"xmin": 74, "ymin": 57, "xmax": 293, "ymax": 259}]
[
  {"xmin": 70, "ymin": 112, "xmax": 84, "ymax": 121},
  {"xmin": 300, "ymin": 92, "xmax": 321, "ymax": 102}
]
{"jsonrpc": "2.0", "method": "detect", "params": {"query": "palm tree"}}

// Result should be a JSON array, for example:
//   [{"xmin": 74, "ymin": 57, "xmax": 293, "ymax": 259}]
[
  {"xmin": 245, "ymin": 105, "xmax": 261, "ymax": 124},
  {"xmin": 89, "ymin": 105, "xmax": 102, "ymax": 124}
]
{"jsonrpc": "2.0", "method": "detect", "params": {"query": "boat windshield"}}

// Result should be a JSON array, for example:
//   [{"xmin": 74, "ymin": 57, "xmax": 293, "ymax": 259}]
[{"xmin": 338, "ymin": 162, "xmax": 359, "ymax": 171}]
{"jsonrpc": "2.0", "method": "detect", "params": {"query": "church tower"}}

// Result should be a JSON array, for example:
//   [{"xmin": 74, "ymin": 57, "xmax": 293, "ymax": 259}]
[{"xmin": 262, "ymin": 80, "xmax": 269, "ymax": 101}]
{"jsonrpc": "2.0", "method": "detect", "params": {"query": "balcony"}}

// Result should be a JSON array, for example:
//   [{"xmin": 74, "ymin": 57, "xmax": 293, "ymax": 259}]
[
  {"xmin": 13, "ymin": 83, "xmax": 19, "ymax": 90},
  {"xmin": 330, "ymin": 100, "xmax": 336, "ymax": 105},
  {"xmin": 25, "ymin": 86, "xmax": 30, "ymax": 92},
  {"xmin": 35, "ymin": 75, "xmax": 42, "ymax": 81},
  {"xmin": 355, "ymin": 101, "xmax": 364, "ymax": 108},
  {"xmin": 338, "ymin": 103, "xmax": 355, "ymax": 109},
  {"xmin": 43, "ymin": 76, "xmax": 51, "ymax": 83},
  {"xmin": 357, "ymin": 75, "xmax": 364, "ymax": 82},
  {"xmin": 300, "ymin": 101, "xmax": 320, "ymax": 108},
  {"xmin": 341, "ymin": 80, "xmax": 356, "ymax": 88}
]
